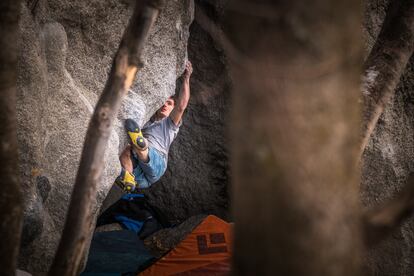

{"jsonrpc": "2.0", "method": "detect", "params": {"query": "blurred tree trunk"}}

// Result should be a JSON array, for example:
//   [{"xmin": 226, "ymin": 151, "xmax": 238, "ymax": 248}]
[
  {"xmin": 226, "ymin": 1, "xmax": 363, "ymax": 275},
  {"xmin": 0, "ymin": 0, "xmax": 23, "ymax": 275}
]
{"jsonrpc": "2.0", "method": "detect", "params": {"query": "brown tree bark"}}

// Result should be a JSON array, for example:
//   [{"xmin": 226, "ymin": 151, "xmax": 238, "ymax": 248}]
[
  {"xmin": 48, "ymin": 1, "xmax": 163, "ymax": 275},
  {"xmin": 0, "ymin": 1, "xmax": 23, "ymax": 275},
  {"xmin": 359, "ymin": 0, "xmax": 414, "ymax": 161},
  {"xmin": 226, "ymin": 0, "xmax": 363, "ymax": 275}
]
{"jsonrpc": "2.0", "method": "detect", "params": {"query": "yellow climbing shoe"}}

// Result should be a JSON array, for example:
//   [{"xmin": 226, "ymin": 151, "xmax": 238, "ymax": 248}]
[
  {"xmin": 125, "ymin": 118, "xmax": 148, "ymax": 150},
  {"xmin": 116, "ymin": 169, "xmax": 137, "ymax": 192}
]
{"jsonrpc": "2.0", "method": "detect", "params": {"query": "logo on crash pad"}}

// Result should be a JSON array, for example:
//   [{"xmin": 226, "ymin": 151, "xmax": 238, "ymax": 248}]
[{"xmin": 196, "ymin": 233, "xmax": 227, "ymax": 255}]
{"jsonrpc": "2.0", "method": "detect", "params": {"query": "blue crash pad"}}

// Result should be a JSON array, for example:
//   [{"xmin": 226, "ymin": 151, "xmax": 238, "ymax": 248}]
[{"xmin": 81, "ymin": 230, "xmax": 154, "ymax": 275}]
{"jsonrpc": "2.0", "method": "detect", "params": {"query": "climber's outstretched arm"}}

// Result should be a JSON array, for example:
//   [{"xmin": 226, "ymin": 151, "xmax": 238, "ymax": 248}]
[{"xmin": 170, "ymin": 61, "xmax": 193, "ymax": 126}]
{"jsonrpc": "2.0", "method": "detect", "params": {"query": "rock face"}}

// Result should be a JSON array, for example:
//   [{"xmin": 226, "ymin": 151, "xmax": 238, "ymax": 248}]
[
  {"xmin": 17, "ymin": 0, "xmax": 194, "ymax": 274},
  {"xmin": 362, "ymin": 0, "xmax": 414, "ymax": 275},
  {"xmin": 101, "ymin": 0, "xmax": 231, "ymax": 224},
  {"xmin": 143, "ymin": 5, "xmax": 231, "ymax": 224}
]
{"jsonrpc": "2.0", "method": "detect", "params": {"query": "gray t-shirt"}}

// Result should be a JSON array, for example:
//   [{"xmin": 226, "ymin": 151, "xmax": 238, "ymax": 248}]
[{"xmin": 142, "ymin": 116, "xmax": 181, "ymax": 162}]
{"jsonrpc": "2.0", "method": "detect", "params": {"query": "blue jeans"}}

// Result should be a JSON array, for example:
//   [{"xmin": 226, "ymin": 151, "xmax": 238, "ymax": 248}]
[{"xmin": 132, "ymin": 147, "xmax": 166, "ymax": 188}]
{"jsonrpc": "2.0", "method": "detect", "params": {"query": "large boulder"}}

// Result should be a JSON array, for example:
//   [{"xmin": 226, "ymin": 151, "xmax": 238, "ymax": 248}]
[
  {"xmin": 144, "ymin": 1, "xmax": 231, "ymax": 224},
  {"xmin": 16, "ymin": 0, "xmax": 194, "ymax": 274},
  {"xmin": 362, "ymin": 0, "xmax": 414, "ymax": 275},
  {"xmin": 101, "ymin": 0, "xmax": 231, "ymax": 225}
]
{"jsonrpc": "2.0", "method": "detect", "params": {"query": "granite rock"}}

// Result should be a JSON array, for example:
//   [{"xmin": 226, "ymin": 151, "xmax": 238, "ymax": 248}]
[
  {"xmin": 17, "ymin": 0, "xmax": 194, "ymax": 274},
  {"xmin": 143, "ymin": 2, "xmax": 231, "ymax": 225},
  {"xmin": 362, "ymin": 0, "xmax": 414, "ymax": 275}
]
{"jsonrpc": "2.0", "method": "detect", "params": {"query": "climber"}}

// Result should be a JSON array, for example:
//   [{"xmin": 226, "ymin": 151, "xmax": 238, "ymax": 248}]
[{"xmin": 116, "ymin": 61, "xmax": 193, "ymax": 191}]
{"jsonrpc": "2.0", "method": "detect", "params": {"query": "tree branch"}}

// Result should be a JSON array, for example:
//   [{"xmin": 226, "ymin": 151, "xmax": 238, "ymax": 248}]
[
  {"xmin": 194, "ymin": 3, "xmax": 246, "ymax": 66},
  {"xmin": 363, "ymin": 173, "xmax": 414, "ymax": 247},
  {"xmin": 48, "ymin": 1, "xmax": 163, "ymax": 275},
  {"xmin": 358, "ymin": 0, "xmax": 414, "ymax": 162}
]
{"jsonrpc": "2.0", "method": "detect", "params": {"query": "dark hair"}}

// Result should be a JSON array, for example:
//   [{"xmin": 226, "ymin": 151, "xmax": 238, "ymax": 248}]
[{"xmin": 168, "ymin": 94, "xmax": 177, "ymax": 103}]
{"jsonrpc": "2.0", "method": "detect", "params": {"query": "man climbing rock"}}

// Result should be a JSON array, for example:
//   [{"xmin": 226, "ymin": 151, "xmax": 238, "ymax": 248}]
[{"xmin": 117, "ymin": 61, "xmax": 193, "ymax": 191}]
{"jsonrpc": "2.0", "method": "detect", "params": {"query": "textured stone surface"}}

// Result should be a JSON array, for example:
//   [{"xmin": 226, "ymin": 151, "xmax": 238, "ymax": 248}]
[
  {"xmin": 143, "ymin": 3, "xmax": 231, "ymax": 225},
  {"xmin": 17, "ymin": 0, "xmax": 194, "ymax": 274},
  {"xmin": 362, "ymin": 0, "xmax": 414, "ymax": 275},
  {"xmin": 101, "ymin": 0, "xmax": 231, "ymax": 225}
]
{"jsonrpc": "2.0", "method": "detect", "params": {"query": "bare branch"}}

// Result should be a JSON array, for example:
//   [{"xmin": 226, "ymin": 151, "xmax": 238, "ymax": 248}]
[
  {"xmin": 0, "ymin": 1, "xmax": 24, "ymax": 275},
  {"xmin": 195, "ymin": 3, "xmax": 360, "ymax": 81},
  {"xmin": 194, "ymin": 3, "xmax": 246, "ymax": 66},
  {"xmin": 358, "ymin": 0, "xmax": 414, "ymax": 162},
  {"xmin": 48, "ymin": 1, "xmax": 163, "ymax": 275},
  {"xmin": 363, "ymin": 173, "xmax": 414, "ymax": 248}
]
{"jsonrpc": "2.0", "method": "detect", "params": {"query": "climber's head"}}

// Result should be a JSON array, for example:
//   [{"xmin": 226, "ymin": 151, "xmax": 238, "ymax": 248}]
[{"xmin": 156, "ymin": 96, "xmax": 175, "ymax": 119}]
